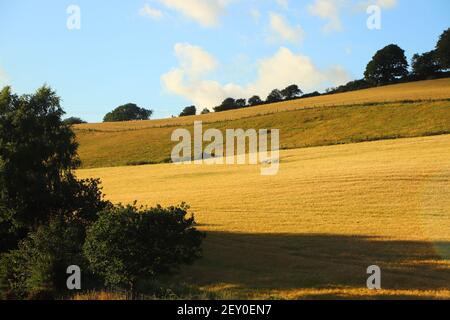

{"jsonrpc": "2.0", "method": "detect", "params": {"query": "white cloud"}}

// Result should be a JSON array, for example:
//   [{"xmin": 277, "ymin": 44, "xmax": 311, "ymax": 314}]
[
  {"xmin": 308, "ymin": 0, "xmax": 344, "ymax": 33},
  {"xmin": 139, "ymin": 4, "xmax": 164, "ymax": 20},
  {"xmin": 276, "ymin": 0, "xmax": 289, "ymax": 9},
  {"xmin": 173, "ymin": 43, "xmax": 218, "ymax": 77},
  {"xmin": 158, "ymin": 0, "xmax": 233, "ymax": 27},
  {"xmin": 309, "ymin": 0, "xmax": 398, "ymax": 32},
  {"xmin": 354, "ymin": 0, "xmax": 397, "ymax": 11},
  {"xmin": 376, "ymin": 0, "xmax": 397, "ymax": 8},
  {"xmin": 250, "ymin": 8, "xmax": 261, "ymax": 22},
  {"xmin": 246, "ymin": 47, "xmax": 349, "ymax": 96},
  {"xmin": 269, "ymin": 13, "xmax": 305, "ymax": 44},
  {"xmin": 161, "ymin": 44, "xmax": 350, "ymax": 110},
  {"xmin": 161, "ymin": 43, "xmax": 242, "ymax": 109}
]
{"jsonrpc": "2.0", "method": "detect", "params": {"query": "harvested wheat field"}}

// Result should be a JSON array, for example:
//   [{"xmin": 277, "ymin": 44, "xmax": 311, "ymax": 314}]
[
  {"xmin": 74, "ymin": 78, "xmax": 450, "ymax": 132},
  {"xmin": 75, "ymin": 99, "xmax": 450, "ymax": 168},
  {"xmin": 77, "ymin": 134, "xmax": 450, "ymax": 299}
]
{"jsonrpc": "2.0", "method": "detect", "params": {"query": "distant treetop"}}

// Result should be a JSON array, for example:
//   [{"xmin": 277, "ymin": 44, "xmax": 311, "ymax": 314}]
[
  {"xmin": 179, "ymin": 105, "xmax": 196, "ymax": 117},
  {"xmin": 364, "ymin": 44, "xmax": 409, "ymax": 85},
  {"xmin": 63, "ymin": 117, "xmax": 87, "ymax": 125},
  {"xmin": 103, "ymin": 103, "xmax": 153, "ymax": 122}
]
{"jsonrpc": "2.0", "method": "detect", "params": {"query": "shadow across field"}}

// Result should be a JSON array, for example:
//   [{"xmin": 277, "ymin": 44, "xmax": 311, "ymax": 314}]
[{"xmin": 177, "ymin": 232, "xmax": 450, "ymax": 299}]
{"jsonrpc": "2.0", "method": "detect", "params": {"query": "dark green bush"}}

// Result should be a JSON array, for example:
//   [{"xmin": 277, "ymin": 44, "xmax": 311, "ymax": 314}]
[
  {"xmin": 63, "ymin": 117, "xmax": 87, "ymax": 125},
  {"xmin": 0, "ymin": 218, "xmax": 89, "ymax": 300},
  {"xmin": 83, "ymin": 203, "xmax": 204, "ymax": 298}
]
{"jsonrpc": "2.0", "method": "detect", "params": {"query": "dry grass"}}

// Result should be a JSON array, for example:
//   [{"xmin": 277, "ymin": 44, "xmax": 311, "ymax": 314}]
[
  {"xmin": 75, "ymin": 99, "xmax": 450, "ymax": 168},
  {"xmin": 74, "ymin": 78, "xmax": 450, "ymax": 132},
  {"xmin": 77, "ymin": 134, "xmax": 450, "ymax": 299}
]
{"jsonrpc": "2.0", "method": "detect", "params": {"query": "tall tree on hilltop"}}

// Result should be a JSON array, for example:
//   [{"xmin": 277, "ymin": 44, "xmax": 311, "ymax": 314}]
[
  {"xmin": 364, "ymin": 44, "xmax": 409, "ymax": 85},
  {"xmin": 436, "ymin": 28, "xmax": 450, "ymax": 69}
]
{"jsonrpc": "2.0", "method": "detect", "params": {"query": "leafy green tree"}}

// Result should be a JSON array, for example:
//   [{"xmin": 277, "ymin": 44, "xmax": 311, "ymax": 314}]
[
  {"xmin": 281, "ymin": 84, "xmax": 302, "ymax": 100},
  {"xmin": 325, "ymin": 79, "xmax": 371, "ymax": 94},
  {"xmin": 411, "ymin": 51, "xmax": 442, "ymax": 78},
  {"xmin": 63, "ymin": 117, "xmax": 87, "ymax": 125},
  {"xmin": 299, "ymin": 91, "xmax": 321, "ymax": 99},
  {"xmin": 248, "ymin": 95, "xmax": 262, "ymax": 106},
  {"xmin": 235, "ymin": 99, "xmax": 247, "ymax": 108},
  {"xmin": 200, "ymin": 108, "xmax": 210, "ymax": 114},
  {"xmin": 179, "ymin": 105, "xmax": 196, "ymax": 117},
  {"xmin": 266, "ymin": 89, "xmax": 284, "ymax": 103},
  {"xmin": 364, "ymin": 44, "xmax": 409, "ymax": 85},
  {"xmin": 83, "ymin": 203, "xmax": 204, "ymax": 298},
  {"xmin": 0, "ymin": 86, "xmax": 109, "ymax": 251},
  {"xmin": 103, "ymin": 103, "xmax": 153, "ymax": 122},
  {"xmin": 436, "ymin": 28, "xmax": 450, "ymax": 69},
  {"xmin": 213, "ymin": 98, "xmax": 236, "ymax": 112}
]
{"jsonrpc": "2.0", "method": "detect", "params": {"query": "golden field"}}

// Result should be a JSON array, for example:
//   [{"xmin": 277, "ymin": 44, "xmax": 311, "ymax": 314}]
[
  {"xmin": 77, "ymin": 134, "xmax": 450, "ymax": 299},
  {"xmin": 75, "ymin": 99, "xmax": 450, "ymax": 168},
  {"xmin": 75, "ymin": 78, "xmax": 450, "ymax": 132}
]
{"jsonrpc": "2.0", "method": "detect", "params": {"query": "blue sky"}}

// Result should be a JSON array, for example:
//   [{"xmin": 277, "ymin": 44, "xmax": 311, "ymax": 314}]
[{"xmin": 0, "ymin": 0, "xmax": 448, "ymax": 122}]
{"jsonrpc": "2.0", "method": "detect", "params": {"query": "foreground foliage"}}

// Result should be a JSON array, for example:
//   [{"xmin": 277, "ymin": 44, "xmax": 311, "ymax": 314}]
[
  {"xmin": 0, "ymin": 218, "xmax": 88, "ymax": 299},
  {"xmin": 0, "ymin": 86, "xmax": 109, "ymax": 253},
  {"xmin": 0, "ymin": 86, "xmax": 203, "ymax": 300},
  {"xmin": 83, "ymin": 203, "xmax": 204, "ymax": 298}
]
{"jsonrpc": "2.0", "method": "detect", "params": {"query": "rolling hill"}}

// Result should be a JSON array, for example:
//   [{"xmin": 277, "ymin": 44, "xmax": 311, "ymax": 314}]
[
  {"xmin": 74, "ymin": 79, "xmax": 450, "ymax": 168},
  {"xmin": 77, "ymin": 134, "xmax": 450, "ymax": 299},
  {"xmin": 75, "ymin": 78, "xmax": 450, "ymax": 299}
]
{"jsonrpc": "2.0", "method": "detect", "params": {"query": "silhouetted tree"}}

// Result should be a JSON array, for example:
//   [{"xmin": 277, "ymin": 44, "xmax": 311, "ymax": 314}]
[
  {"xmin": 248, "ymin": 95, "xmax": 263, "ymax": 106},
  {"xmin": 364, "ymin": 44, "xmax": 409, "ymax": 85},
  {"xmin": 235, "ymin": 99, "xmax": 247, "ymax": 108},
  {"xmin": 103, "ymin": 103, "xmax": 153, "ymax": 122},
  {"xmin": 325, "ymin": 79, "xmax": 371, "ymax": 94},
  {"xmin": 179, "ymin": 105, "xmax": 196, "ymax": 117},
  {"xmin": 412, "ymin": 51, "xmax": 442, "ymax": 79},
  {"xmin": 63, "ymin": 117, "xmax": 87, "ymax": 125},
  {"xmin": 436, "ymin": 28, "xmax": 450, "ymax": 69},
  {"xmin": 266, "ymin": 89, "xmax": 284, "ymax": 103},
  {"xmin": 300, "ymin": 91, "xmax": 321, "ymax": 99},
  {"xmin": 200, "ymin": 108, "xmax": 210, "ymax": 114},
  {"xmin": 213, "ymin": 98, "xmax": 236, "ymax": 112},
  {"xmin": 281, "ymin": 84, "xmax": 303, "ymax": 100}
]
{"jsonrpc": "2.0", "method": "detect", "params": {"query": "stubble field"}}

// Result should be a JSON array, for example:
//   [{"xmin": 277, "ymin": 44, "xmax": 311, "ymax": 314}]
[{"xmin": 77, "ymin": 134, "xmax": 450, "ymax": 299}]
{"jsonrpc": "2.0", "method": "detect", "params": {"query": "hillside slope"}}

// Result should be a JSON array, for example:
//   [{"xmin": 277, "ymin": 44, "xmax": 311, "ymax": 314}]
[
  {"xmin": 74, "ymin": 79, "xmax": 450, "ymax": 168},
  {"xmin": 77, "ymin": 134, "xmax": 450, "ymax": 299},
  {"xmin": 76, "ymin": 78, "xmax": 450, "ymax": 132}
]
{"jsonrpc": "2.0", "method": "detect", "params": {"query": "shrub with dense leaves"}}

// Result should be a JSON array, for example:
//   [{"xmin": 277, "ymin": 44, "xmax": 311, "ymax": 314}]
[
  {"xmin": 83, "ymin": 203, "xmax": 204, "ymax": 297},
  {"xmin": 0, "ymin": 218, "xmax": 88, "ymax": 300}
]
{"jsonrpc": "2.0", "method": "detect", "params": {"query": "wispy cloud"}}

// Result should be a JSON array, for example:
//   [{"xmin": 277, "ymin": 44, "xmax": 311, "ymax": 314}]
[
  {"xmin": 268, "ymin": 13, "xmax": 305, "ymax": 44},
  {"xmin": 158, "ymin": 0, "xmax": 234, "ymax": 27},
  {"xmin": 308, "ymin": 0, "xmax": 398, "ymax": 33},
  {"xmin": 275, "ymin": 0, "xmax": 289, "ymax": 9},
  {"xmin": 308, "ymin": 0, "xmax": 345, "ymax": 33},
  {"xmin": 250, "ymin": 8, "xmax": 261, "ymax": 22},
  {"xmin": 161, "ymin": 43, "xmax": 350, "ymax": 109},
  {"xmin": 139, "ymin": 4, "xmax": 164, "ymax": 20}
]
